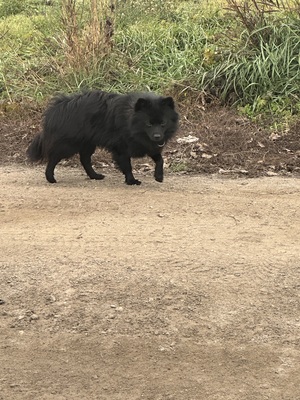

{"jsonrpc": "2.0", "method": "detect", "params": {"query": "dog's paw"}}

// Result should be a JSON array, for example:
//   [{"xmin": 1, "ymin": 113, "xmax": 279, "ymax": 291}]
[
  {"xmin": 91, "ymin": 173, "xmax": 105, "ymax": 180},
  {"xmin": 46, "ymin": 176, "xmax": 57, "ymax": 184},
  {"xmin": 126, "ymin": 178, "xmax": 141, "ymax": 185}
]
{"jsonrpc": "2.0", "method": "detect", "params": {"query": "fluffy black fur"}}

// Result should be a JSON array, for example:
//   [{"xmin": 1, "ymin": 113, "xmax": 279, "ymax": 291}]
[{"xmin": 27, "ymin": 90, "xmax": 179, "ymax": 185}]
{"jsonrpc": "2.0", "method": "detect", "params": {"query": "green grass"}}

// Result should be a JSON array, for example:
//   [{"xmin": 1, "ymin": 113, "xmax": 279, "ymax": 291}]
[
  {"xmin": 0, "ymin": 0, "xmax": 300, "ymax": 127},
  {"xmin": 201, "ymin": 19, "xmax": 300, "ymax": 124}
]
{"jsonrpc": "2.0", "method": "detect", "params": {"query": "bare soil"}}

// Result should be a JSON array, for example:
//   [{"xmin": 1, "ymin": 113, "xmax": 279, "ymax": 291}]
[
  {"xmin": 1, "ymin": 163, "xmax": 300, "ymax": 400},
  {"xmin": 1, "ymin": 104, "xmax": 300, "ymax": 177},
  {"xmin": 1, "ymin": 105, "xmax": 300, "ymax": 399}
]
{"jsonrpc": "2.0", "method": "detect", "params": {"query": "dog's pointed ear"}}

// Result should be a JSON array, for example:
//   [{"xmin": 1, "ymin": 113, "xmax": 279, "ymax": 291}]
[
  {"xmin": 135, "ymin": 98, "xmax": 150, "ymax": 112},
  {"xmin": 161, "ymin": 96, "xmax": 175, "ymax": 109}
]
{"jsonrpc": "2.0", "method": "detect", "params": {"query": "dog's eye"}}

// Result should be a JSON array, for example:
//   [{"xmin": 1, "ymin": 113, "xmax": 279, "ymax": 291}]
[
  {"xmin": 146, "ymin": 123, "xmax": 152, "ymax": 127},
  {"xmin": 161, "ymin": 122, "xmax": 166, "ymax": 127}
]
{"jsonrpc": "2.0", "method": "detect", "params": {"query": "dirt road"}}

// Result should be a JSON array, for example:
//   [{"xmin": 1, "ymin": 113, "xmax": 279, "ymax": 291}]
[{"xmin": 1, "ymin": 164, "xmax": 300, "ymax": 400}]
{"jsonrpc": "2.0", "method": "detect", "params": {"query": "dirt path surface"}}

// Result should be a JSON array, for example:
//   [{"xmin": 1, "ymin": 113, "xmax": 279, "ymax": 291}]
[{"xmin": 1, "ymin": 164, "xmax": 300, "ymax": 400}]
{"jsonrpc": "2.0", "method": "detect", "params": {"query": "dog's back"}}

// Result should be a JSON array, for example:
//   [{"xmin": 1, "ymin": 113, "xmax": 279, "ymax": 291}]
[{"xmin": 43, "ymin": 91, "xmax": 118, "ymax": 144}]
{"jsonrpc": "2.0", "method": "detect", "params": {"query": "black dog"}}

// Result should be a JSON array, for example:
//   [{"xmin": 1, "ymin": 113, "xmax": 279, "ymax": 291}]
[{"xmin": 27, "ymin": 90, "xmax": 179, "ymax": 185}]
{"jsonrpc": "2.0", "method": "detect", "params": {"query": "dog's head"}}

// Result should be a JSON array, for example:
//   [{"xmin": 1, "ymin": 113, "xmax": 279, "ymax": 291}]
[{"xmin": 132, "ymin": 95, "xmax": 179, "ymax": 145}]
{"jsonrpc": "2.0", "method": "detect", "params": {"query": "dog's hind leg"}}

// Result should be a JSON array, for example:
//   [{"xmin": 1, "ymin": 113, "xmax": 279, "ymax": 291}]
[
  {"xmin": 45, "ymin": 145, "xmax": 78, "ymax": 183},
  {"xmin": 151, "ymin": 153, "xmax": 164, "ymax": 182},
  {"xmin": 79, "ymin": 145, "xmax": 105, "ymax": 180},
  {"xmin": 45, "ymin": 155, "xmax": 62, "ymax": 183},
  {"xmin": 112, "ymin": 151, "xmax": 141, "ymax": 185}
]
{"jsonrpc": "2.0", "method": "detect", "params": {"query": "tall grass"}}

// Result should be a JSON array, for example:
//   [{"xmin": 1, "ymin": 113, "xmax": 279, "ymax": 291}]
[
  {"xmin": 60, "ymin": 0, "xmax": 114, "ymax": 70},
  {"xmin": 0, "ymin": 0, "xmax": 300, "ymax": 126},
  {"xmin": 202, "ymin": 23, "xmax": 300, "ymax": 101},
  {"xmin": 0, "ymin": 0, "xmax": 116, "ymax": 100},
  {"xmin": 0, "ymin": 13, "xmax": 57, "ymax": 102},
  {"xmin": 200, "ymin": 1, "xmax": 300, "ymax": 122},
  {"xmin": 112, "ymin": 20, "xmax": 207, "ymax": 92}
]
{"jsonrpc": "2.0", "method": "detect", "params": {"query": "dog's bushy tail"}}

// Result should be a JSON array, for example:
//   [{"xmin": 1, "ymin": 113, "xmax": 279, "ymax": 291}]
[{"xmin": 26, "ymin": 134, "xmax": 44, "ymax": 162}]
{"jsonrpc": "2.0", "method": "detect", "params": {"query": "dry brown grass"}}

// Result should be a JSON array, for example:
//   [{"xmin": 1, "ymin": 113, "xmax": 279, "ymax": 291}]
[
  {"xmin": 226, "ymin": 0, "xmax": 300, "ymax": 33},
  {"xmin": 61, "ymin": 0, "xmax": 115, "ymax": 70}
]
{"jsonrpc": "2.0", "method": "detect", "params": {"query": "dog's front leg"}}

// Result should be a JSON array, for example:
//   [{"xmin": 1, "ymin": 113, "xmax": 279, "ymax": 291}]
[
  {"xmin": 113, "ymin": 152, "xmax": 141, "ymax": 185},
  {"xmin": 151, "ymin": 153, "xmax": 164, "ymax": 182}
]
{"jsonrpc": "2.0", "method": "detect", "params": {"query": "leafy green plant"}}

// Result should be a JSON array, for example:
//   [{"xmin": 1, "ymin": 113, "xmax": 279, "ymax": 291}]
[{"xmin": 169, "ymin": 161, "xmax": 188, "ymax": 173}]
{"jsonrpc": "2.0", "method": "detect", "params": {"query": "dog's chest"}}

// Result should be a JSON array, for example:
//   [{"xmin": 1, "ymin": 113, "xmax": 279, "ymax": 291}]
[{"xmin": 128, "ymin": 140, "xmax": 158, "ymax": 158}]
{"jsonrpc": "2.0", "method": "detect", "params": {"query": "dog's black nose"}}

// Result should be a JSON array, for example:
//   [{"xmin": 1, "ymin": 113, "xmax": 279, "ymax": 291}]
[{"xmin": 153, "ymin": 133, "xmax": 162, "ymax": 140}]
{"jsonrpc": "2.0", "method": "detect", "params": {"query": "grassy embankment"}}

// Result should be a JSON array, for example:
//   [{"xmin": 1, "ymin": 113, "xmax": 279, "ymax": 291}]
[{"xmin": 0, "ymin": 0, "xmax": 300, "ymax": 128}]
